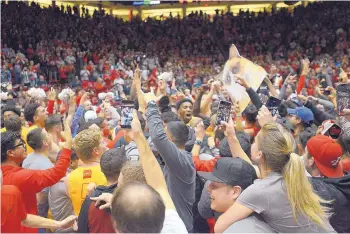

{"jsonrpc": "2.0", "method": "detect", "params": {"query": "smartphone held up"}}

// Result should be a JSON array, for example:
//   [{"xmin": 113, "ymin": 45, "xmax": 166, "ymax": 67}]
[
  {"xmin": 120, "ymin": 100, "xmax": 135, "ymax": 129},
  {"xmin": 265, "ymin": 96, "xmax": 282, "ymax": 117},
  {"xmin": 336, "ymin": 84, "xmax": 350, "ymax": 116},
  {"xmin": 216, "ymin": 101, "xmax": 232, "ymax": 125}
]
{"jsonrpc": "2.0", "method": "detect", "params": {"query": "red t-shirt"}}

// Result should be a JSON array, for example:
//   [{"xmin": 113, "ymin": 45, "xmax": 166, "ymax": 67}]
[
  {"xmin": 1, "ymin": 148, "xmax": 71, "ymax": 232},
  {"xmin": 88, "ymin": 202, "xmax": 115, "ymax": 233},
  {"xmin": 1, "ymin": 185, "xmax": 28, "ymax": 233},
  {"xmin": 59, "ymin": 67, "xmax": 67, "ymax": 79}
]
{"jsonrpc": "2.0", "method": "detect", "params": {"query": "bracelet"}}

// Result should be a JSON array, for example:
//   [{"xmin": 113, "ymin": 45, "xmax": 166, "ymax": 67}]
[{"xmin": 194, "ymin": 140, "xmax": 203, "ymax": 146}]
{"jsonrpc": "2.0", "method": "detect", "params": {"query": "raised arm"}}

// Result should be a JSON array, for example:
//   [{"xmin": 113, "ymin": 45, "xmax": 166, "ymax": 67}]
[
  {"xmin": 71, "ymin": 92, "xmax": 88, "ymax": 137},
  {"xmin": 47, "ymin": 88, "xmax": 56, "ymax": 115},
  {"xmin": 130, "ymin": 110, "xmax": 175, "ymax": 210},
  {"xmin": 200, "ymin": 82, "xmax": 219, "ymax": 114},
  {"xmin": 145, "ymin": 100, "xmax": 194, "ymax": 180},
  {"xmin": 296, "ymin": 59, "xmax": 310, "ymax": 95},
  {"xmin": 236, "ymin": 77, "xmax": 263, "ymax": 110},
  {"xmin": 17, "ymin": 124, "xmax": 73, "ymax": 193},
  {"xmin": 66, "ymin": 93, "xmax": 76, "ymax": 128},
  {"xmin": 221, "ymin": 115, "xmax": 261, "ymax": 178},
  {"xmin": 130, "ymin": 66, "xmax": 140, "ymax": 101},
  {"xmin": 193, "ymin": 87, "xmax": 207, "ymax": 118}
]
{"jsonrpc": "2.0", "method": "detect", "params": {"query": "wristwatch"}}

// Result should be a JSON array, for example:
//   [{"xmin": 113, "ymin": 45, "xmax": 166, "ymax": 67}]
[
  {"xmin": 148, "ymin": 100, "xmax": 157, "ymax": 106},
  {"xmin": 194, "ymin": 140, "xmax": 203, "ymax": 146}
]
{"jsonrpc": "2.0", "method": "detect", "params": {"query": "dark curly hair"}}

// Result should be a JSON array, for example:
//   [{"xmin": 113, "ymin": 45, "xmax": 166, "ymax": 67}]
[
  {"xmin": 2, "ymin": 105, "xmax": 21, "ymax": 117},
  {"xmin": 24, "ymin": 103, "xmax": 41, "ymax": 123},
  {"xmin": 1, "ymin": 131, "xmax": 22, "ymax": 163}
]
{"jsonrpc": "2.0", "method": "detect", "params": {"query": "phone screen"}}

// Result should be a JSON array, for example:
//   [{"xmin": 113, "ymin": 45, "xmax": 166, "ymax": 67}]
[
  {"xmin": 216, "ymin": 101, "xmax": 232, "ymax": 125},
  {"xmin": 265, "ymin": 96, "xmax": 282, "ymax": 116},
  {"xmin": 336, "ymin": 84, "xmax": 350, "ymax": 116},
  {"xmin": 120, "ymin": 100, "xmax": 135, "ymax": 128},
  {"xmin": 326, "ymin": 124, "xmax": 343, "ymax": 139}
]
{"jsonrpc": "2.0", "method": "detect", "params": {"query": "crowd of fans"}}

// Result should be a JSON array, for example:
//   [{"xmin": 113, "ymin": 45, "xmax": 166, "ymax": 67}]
[{"xmin": 1, "ymin": 0, "xmax": 350, "ymax": 233}]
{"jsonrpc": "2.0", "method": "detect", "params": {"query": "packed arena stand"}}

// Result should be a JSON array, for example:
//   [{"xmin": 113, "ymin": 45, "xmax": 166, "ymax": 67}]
[{"xmin": 1, "ymin": 1, "xmax": 350, "ymax": 233}]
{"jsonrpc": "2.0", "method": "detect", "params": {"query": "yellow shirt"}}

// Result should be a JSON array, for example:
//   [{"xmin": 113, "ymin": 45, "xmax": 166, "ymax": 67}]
[
  {"xmin": 67, "ymin": 165, "xmax": 107, "ymax": 215},
  {"xmin": 205, "ymin": 125, "xmax": 215, "ymax": 138},
  {"xmin": 21, "ymin": 125, "xmax": 38, "ymax": 155}
]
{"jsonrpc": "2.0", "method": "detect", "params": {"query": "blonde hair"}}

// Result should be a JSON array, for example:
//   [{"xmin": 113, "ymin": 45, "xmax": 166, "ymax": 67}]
[
  {"xmin": 120, "ymin": 161, "xmax": 146, "ymax": 185},
  {"xmin": 256, "ymin": 123, "xmax": 330, "ymax": 228},
  {"xmin": 73, "ymin": 129, "xmax": 101, "ymax": 162}
]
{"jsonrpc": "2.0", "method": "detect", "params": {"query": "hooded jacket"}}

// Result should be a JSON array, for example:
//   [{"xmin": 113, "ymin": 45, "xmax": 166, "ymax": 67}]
[
  {"xmin": 311, "ymin": 174, "xmax": 350, "ymax": 233},
  {"xmin": 77, "ymin": 183, "xmax": 117, "ymax": 233}
]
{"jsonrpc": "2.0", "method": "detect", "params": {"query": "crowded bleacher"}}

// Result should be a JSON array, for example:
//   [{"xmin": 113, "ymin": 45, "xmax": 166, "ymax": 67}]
[{"xmin": 1, "ymin": 0, "xmax": 350, "ymax": 233}]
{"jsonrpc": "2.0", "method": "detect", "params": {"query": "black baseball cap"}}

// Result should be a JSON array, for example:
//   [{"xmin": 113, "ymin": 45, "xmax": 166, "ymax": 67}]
[{"xmin": 198, "ymin": 158, "xmax": 257, "ymax": 190}]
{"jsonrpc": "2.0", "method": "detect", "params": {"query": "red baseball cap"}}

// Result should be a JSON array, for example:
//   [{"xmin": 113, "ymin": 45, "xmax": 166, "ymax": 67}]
[{"xmin": 306, "ymin": 135, "xmax": 343, "ymax": 178}]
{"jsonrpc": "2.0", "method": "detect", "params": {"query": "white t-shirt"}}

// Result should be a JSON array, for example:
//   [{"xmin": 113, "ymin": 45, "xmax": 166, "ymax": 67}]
[
  {"xmin": 161, "ymin": 209, "xmax": 188, "ymax": 233},
  {"xmin": 126, "ymin": 70, "xmax": 134, "ymax": 78},
  {"xmin": 142, "ymin": 69, "xmax": 149, "ymax": 81},
  {"xmin": 80, "ymin": 70, "xmax": 90, "ymax": 81},
  {"xmin": 65, "ymin": 55, "xmax": 76, "ymax": 64}
]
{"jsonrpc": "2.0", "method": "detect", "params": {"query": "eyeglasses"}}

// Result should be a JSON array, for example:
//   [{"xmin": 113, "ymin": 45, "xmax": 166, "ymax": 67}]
[{"xmin": 10, "ymin": 140, "xmax": 26, "ymax": 150}]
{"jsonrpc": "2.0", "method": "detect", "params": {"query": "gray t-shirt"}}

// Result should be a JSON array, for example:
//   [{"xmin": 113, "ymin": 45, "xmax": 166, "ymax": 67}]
[
  {"xmin": 146, "ymin": 102, "xmax": 196, "ymax": 232},
  {"xmin": 49, "ymin": 176, "xmax": 75, "ymax": 233},
  {"xmin": 224, "ymin": 214, "xmax": 275, "ymax": 233},
  {"xmin": 237, "ymin": 172, "xmax": 335, "ymax": 233},
  {"xmin": 22, "ymin": 152, "xmax": 54, "ymax": 171},
  {"xmin": 22, "ymin": 152, "xmax": 54, "ymax": 217}
]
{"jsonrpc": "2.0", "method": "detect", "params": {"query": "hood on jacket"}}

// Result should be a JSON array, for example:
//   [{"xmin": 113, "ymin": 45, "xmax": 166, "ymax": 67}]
[
  {"xmin": 320, "ymin": 173, "xmax": 350, "ymax": 199},
  {"xmin": 91, "ymin": 183, "xmax": 118, "ymax": 212},
  {"xmin": 311, "ymin": 173, "xmax": 350, "ymax": 232}
]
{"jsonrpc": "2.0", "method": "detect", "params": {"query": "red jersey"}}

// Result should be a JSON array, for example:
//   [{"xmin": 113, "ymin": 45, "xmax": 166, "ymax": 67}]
[
  {"xmin": 1, "ymin": 185, "xmax": 27, "ymax": 233},
  {"xmin": 1, "ymin": 148, "xmax": 71, "ymax": 232}
]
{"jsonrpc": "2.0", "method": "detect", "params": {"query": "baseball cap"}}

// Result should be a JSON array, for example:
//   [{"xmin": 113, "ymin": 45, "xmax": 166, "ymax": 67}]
[
  {"xmin": 287, "ymin": 107, "xmax": 314, "ymax": 124},
  {"xmin": 198, "ymin": 158, "xmax": 257, "ymax": 190},
  {"xmin": 84, "ymin": 110, "xmax": 97, "ymax": 122},
  {"xmin": 307, "ymin": 135, "xmax": 343, "ymax": 178}
]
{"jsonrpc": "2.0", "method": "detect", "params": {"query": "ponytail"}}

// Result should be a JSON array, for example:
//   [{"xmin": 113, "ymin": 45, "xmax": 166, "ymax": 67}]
[
  {"xmin": 258, "ymin": 123, "xmax": 331, "ymax": 229},
  {"xmin": 283, "ymin": 153, "xmax": 330, "ymax": 228}
]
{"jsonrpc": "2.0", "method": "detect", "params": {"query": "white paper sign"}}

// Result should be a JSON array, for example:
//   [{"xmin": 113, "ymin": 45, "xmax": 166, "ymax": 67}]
[{"xmin": 218, "ymin": 44, "xmax": 267, "ymax": 112}]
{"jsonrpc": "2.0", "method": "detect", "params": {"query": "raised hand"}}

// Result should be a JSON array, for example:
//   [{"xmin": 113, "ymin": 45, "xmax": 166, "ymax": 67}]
[
  {"xmin": 194, "ymin": 121, "xmax": 206, "ymax": 140},
  {"xmin": 79, "ymin": 92, "xmax": 89, "ymax": 106},
  {"xmin": 220, "ymin": 116, "xmax": 236, "ymax": 137},
  {"xmin": 297, "ymin": 94, "xmax": 308, "ymax": 105},
  {"xmin": 142, "ymin": 89, "xmax": 158, "ymax": 104},
  {"xmin": 301, "ymin": 58, "xmax": 310, "ymax": 76},
  {"xmin": 257, "ymin": 105, "xmax": 276, "ymax": 127},
  {"xmin": 235, "ymin": 76, "xmax": 249, "ymax": 89},
  {"xmin": 61, "ymin": 123, "xmax": 72, "ymax": 149},
  {"xmin": 131, "ymin": 110, "xmax": 142, "ymax": 135},
  {"xmin": 48, "ymin": 87, "xmax": 56, "ymax": 101},
  {"xmin": 285, "ymin": 73, "xmax": 297, "ymax": 85}
]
